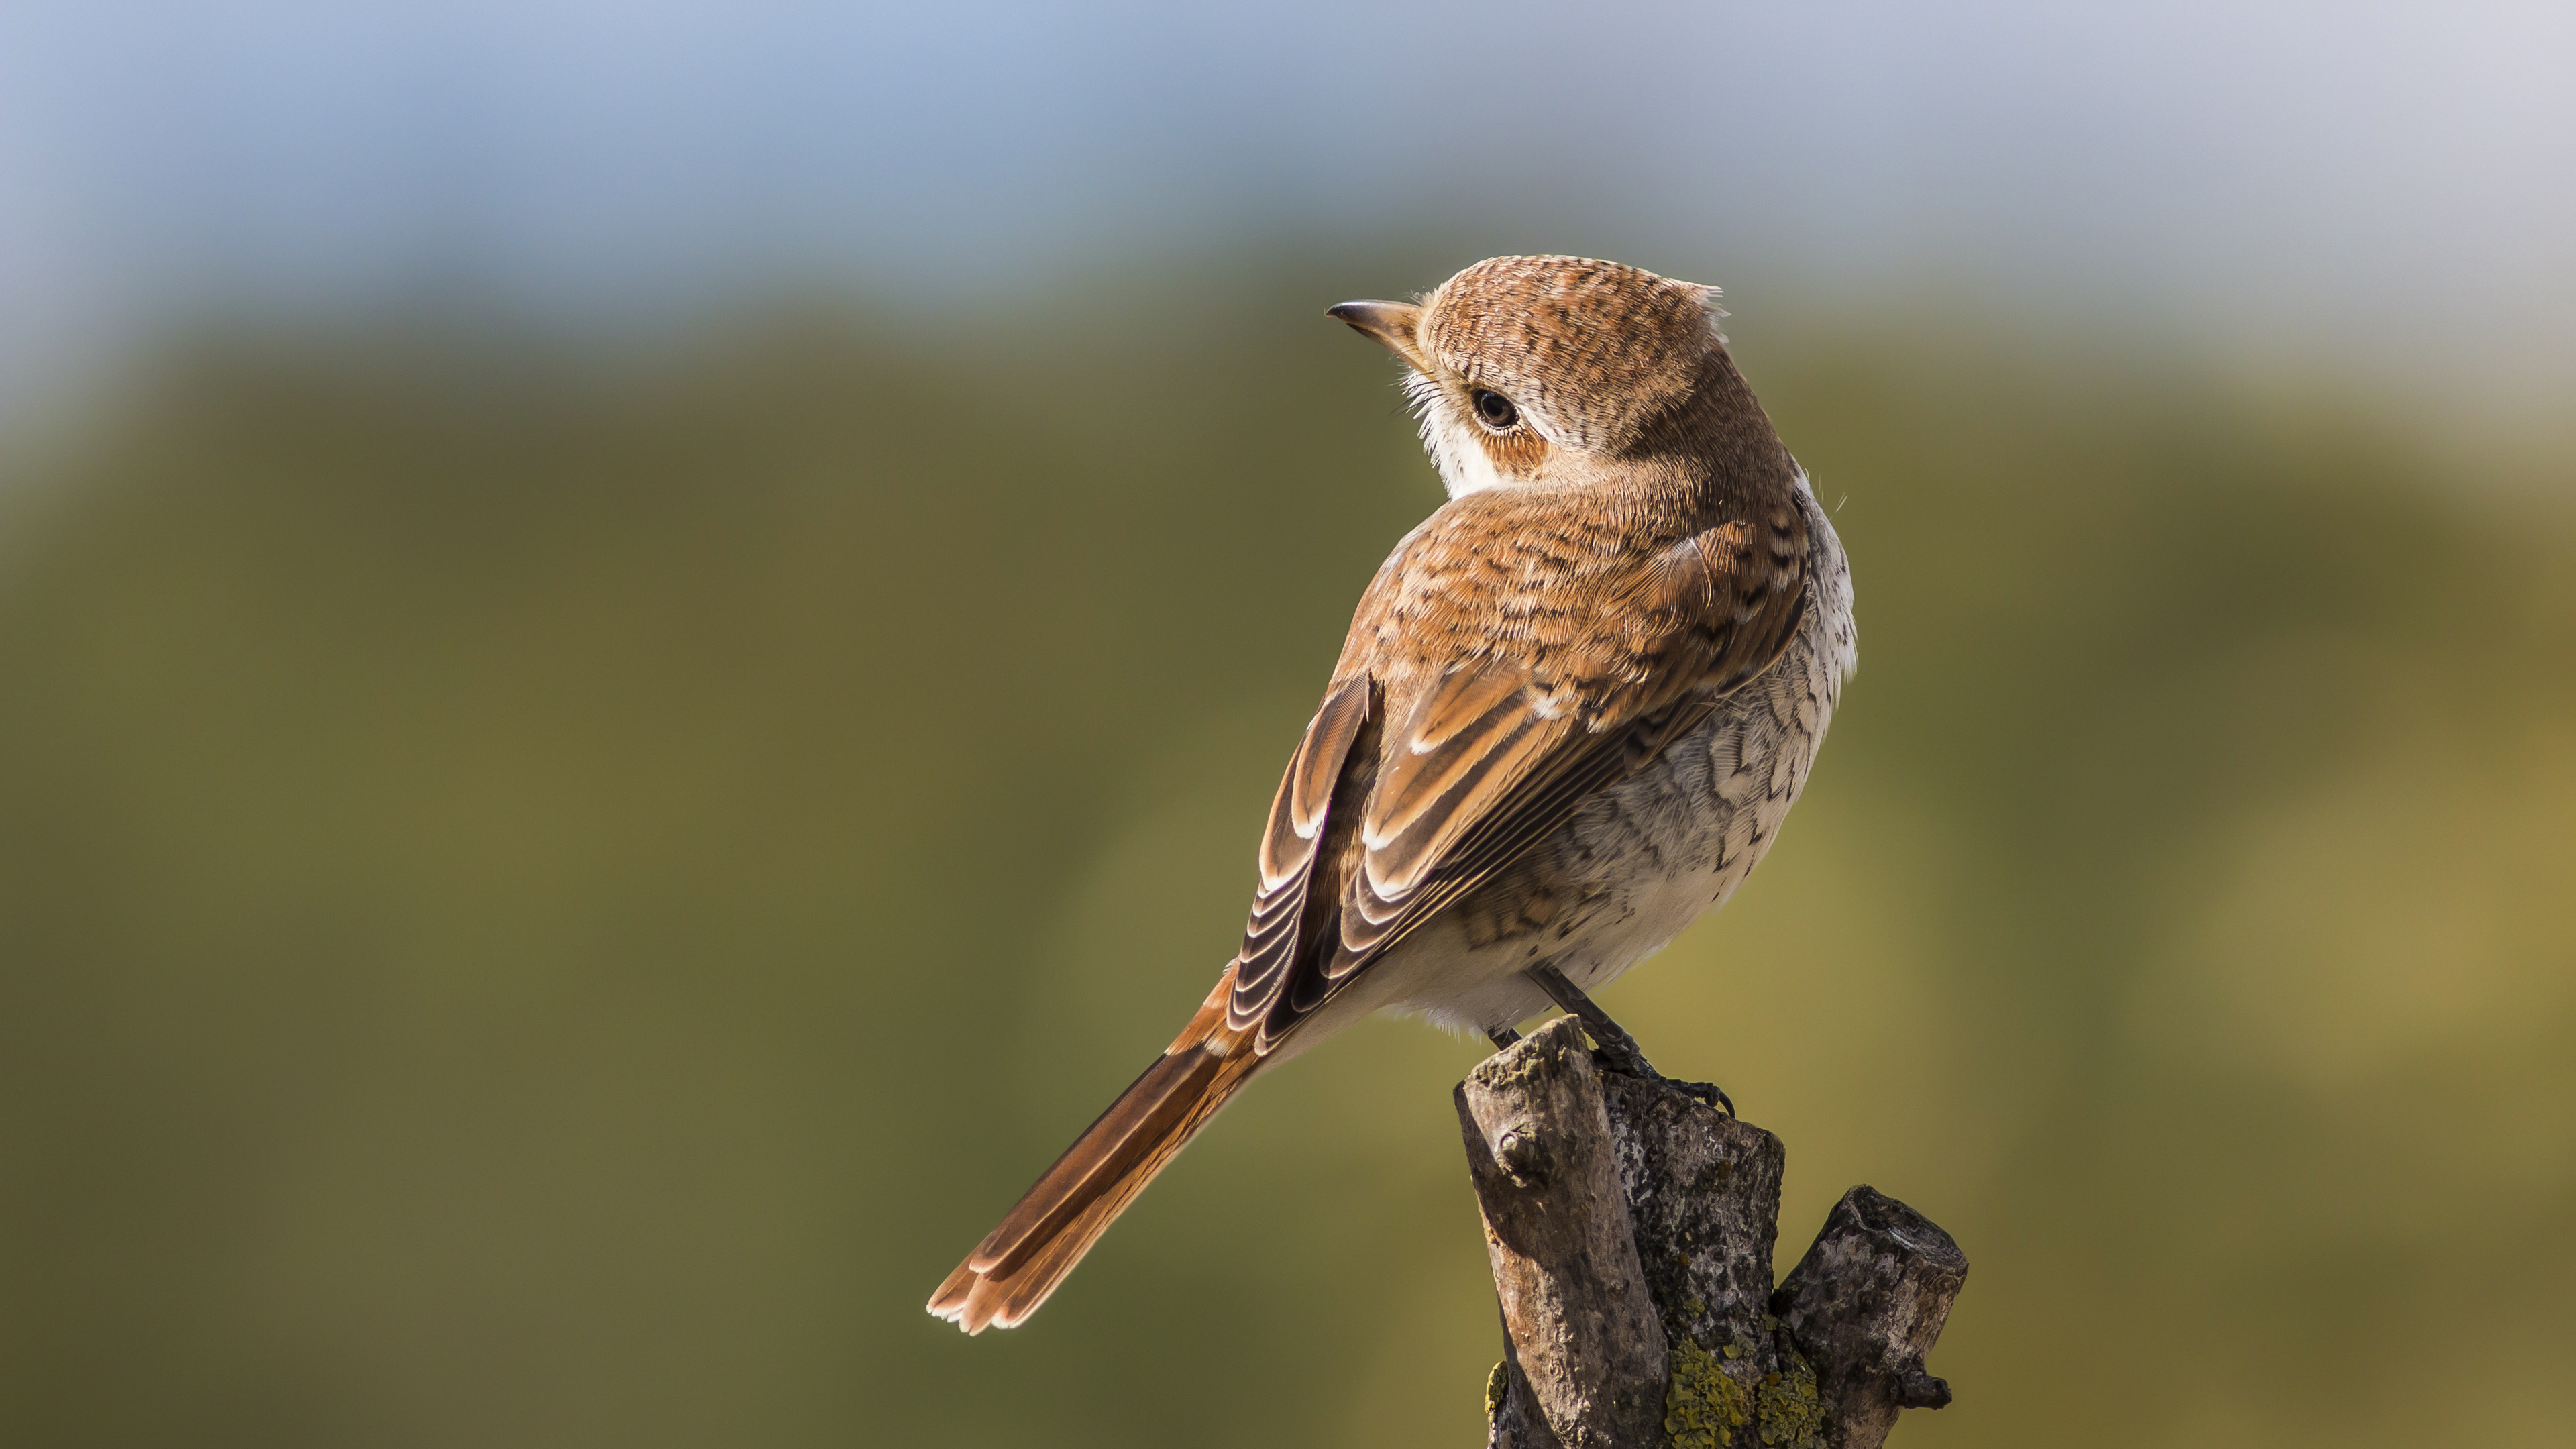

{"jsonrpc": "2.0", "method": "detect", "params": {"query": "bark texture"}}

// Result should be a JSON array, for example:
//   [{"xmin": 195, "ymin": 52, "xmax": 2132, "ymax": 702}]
[
  {"xmin": 1456, "ymin": 1020, "xmax": 1668, "ymax": 1449},
  {"xmin": 1461, "ymin": 1018, "xmax": 1965, "ymax": 1449},
  {"xmin": 1770, "ymin": 1188, "xmax": 1967, "ymax": 1447}
]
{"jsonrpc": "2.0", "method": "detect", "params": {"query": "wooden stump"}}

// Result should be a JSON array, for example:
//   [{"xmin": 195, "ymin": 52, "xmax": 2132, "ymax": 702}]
[{"xmin": 1456, "ymin": 1018, "xmax": 1966, "ymax": 1449}]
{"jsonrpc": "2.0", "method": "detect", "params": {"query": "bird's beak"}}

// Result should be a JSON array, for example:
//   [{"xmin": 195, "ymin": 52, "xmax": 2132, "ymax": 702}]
[{"xmin": 1327, "ymin": 300, "xmax": 1432, "ymax": 374}]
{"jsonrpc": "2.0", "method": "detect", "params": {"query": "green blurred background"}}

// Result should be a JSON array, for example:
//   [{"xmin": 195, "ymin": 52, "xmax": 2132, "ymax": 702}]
[
  {"xmin": 5, "ymin": 277, "xmax": 2571, "ymax": 1447},
  {"xmin": 4, "ymin": 5, "xmax": 2575, "ymax": 1448}
]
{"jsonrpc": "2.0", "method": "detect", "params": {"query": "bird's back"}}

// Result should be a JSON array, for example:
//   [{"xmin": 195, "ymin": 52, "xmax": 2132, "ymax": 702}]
[{"xmin": 1348, "ymin": 475, "xmax": 1855, "ymax": 1040}]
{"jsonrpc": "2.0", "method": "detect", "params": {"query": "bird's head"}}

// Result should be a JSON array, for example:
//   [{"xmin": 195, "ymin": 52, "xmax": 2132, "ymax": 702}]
[{"xmin": 1330, "ymin": 255, "xmax": 1729, "ymax": 498}]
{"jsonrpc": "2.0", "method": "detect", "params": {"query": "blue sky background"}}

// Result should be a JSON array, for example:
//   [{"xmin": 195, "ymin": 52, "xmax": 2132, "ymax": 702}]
[{"xmin": 4, "ymin": 2, "xmax": 2571, "ymax": 415}]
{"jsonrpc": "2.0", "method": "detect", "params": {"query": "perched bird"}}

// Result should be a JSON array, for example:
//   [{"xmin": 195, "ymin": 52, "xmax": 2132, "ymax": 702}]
[{"xmin": 929, "ymin": 255, "xmax": 1856, "ymax": 1334}]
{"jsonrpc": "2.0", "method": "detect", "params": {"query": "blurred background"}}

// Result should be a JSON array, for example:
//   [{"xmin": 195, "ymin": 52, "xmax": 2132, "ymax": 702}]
[{"xmin": 2, "ymin": 3, "xmax": 2571, "ymax": 1446}]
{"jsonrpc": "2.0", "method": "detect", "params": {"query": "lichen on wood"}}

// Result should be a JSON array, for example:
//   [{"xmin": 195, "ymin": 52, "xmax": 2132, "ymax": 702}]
[
  {"xmin": 1461, "ymin": 1018, "xmax": 1965, "ymax": 1449},
  {"xmin": 1660, "ymin": 1337, "xmax": 1746, "ymax": 1448}
]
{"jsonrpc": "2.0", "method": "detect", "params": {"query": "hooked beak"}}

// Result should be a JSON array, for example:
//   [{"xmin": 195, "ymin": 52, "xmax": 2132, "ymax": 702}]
[{"xmin": 1326, "ymin": 300, "xmax": 1432, "ymax": 374}]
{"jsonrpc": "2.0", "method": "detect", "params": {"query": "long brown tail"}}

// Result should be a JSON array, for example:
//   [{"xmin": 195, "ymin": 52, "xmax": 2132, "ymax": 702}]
[{"xmin": 927, "ymin": 969, "xmax": 1262, "ymax": 1334}]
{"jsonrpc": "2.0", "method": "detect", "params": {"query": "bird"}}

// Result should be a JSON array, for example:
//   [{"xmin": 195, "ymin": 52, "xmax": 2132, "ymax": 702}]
[{"xmin": 928, "ymin": 254, "xmax": 1856, "ymax": 1334}]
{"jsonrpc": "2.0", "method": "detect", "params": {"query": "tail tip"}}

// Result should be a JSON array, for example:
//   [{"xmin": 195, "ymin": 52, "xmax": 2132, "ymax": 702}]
[{"xmin": 926, "ymin": 1263, "xmax": 998, "ymax": 1335}]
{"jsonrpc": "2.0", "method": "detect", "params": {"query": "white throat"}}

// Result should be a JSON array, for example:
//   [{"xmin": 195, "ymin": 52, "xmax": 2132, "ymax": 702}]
[{"xmin": 1404, "ymin": 373, "xmax": 1509, "ymax": 498}]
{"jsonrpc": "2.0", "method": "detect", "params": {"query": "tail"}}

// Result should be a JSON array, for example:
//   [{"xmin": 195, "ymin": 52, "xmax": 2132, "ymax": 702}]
[{"xmin": 927, "ymin": 968, "xmax": 1262, "ymax": 1334}]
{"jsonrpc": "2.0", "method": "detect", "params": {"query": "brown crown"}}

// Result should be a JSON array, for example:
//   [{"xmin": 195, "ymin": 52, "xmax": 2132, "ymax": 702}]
[{"xmin": 1419, "ymin": 256, "xmax": 1721, "ymax": 454}]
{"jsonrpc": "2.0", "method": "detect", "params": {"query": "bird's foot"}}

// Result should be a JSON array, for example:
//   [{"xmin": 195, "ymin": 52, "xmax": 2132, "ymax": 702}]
[
  {"xmin": 1577, "ymin": 1016, "xmax": 1658, "ymax": 1079},
  {"xmin": 1521, "ymin": 962, "xmax": 1736, "ymax": 1116},
  {"xmin": 1594, "ymin": 1050, "xmax": 1737, "ymax": 1118},
  {"xmin": 1668, "ymin": 1079, "xmax": 1737, "ymax": 1117},
  {"xmin": 1568, "ymin": 1016, "xmax": 1735, "ymax": 1116}
]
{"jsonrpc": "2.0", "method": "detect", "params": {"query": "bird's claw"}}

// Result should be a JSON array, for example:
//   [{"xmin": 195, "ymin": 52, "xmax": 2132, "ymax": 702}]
[
  {"xmin": 1673, "ymin": 1079, "xmax": 1737, "ymax": 1118},
  {"xmin": 1523, "ymin": 963, "xmax": 1734, "ymax": 1117},
  {"xmin": 1579, "ymin": 1036, "xmax": 1735, "ymax": 1118},
  {"xmin": 1585, "ymin": 1035, "xmax": 1658, "ymax": 1081}
]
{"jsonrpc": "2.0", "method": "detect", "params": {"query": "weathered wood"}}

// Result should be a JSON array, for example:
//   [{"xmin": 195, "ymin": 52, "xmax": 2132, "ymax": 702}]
[
  {"xmin": 1771, "ymin": 1187, "xmax": 1968, "ymax": 1448},
  {"xmin": 1461, "ymin": 1019, "xmax": 1965, "ymax": 1449},
  {"xmin": 1599, "ymin": 1073, "xmax": 1805, "ymax": 1448},
  {"xmin": 1458, "ymin": 1018, "xmax": 1668, "ymax": 1449}
]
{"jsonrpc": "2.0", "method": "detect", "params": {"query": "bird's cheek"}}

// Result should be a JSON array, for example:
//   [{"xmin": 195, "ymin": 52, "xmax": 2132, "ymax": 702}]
[{"xmin": 1479, "ymin": 429, "xmax": 1550, "ymax": 480}]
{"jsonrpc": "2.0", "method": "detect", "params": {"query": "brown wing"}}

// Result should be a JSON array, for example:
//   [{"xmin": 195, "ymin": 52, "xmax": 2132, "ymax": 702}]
[
  {"xmin": 1228, "ymin": 505, "xmax": 1811, "ymax": 1051},
  {"xmin": 1226, "ymin": 676, "xmax": 1373, "ymax": 1030}
]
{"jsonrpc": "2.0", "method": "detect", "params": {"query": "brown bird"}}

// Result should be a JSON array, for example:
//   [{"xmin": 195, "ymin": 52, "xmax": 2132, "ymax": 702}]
[{"xmin": 928, "ymin": 254, "xmax": 1856, "ymax": 1334}]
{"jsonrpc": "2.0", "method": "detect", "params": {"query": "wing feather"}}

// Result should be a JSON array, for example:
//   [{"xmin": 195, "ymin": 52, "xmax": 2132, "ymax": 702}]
[
  {"xmin": 1227, "ymin": 677, "xmax": 1372, "ymax": 1031},
  {"xmin": 1233, "ymin": 502, "xmax": 1813, "ymax": 1053}
]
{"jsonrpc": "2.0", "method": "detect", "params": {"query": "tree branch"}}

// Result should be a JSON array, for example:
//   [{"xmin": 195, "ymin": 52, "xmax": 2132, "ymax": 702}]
[
  {"xmin": 1458, "ymin": 1018, "xmax": 1966, "ymax": 1449},
  {"xmin": 1771, "ymin": 1187, "xmax": 1967, "ymax": 1444},
  {"xmin": 1456, "ymin": 1019, "xmax": 1667, "ymax": 1449}
]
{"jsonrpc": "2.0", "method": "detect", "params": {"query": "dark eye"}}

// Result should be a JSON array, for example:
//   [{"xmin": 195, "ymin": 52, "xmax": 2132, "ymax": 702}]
[{"xmin": 1472, "ymin": 390, "xmax": 1519, "ymax": 431}]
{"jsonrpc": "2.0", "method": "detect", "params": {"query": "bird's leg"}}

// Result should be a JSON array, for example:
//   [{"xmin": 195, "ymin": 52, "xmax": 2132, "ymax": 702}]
[
  {"xmin": 1525, "ymin": 963, "xmax": 1656, "ymax": 1075},
  {"xmin": 1525, "ymin": 963, "xmax": 1735, "ymax": 1116},
  {"xmin": 1484, "ymin": 1026, "xmax": 1523, "ymax": 1051}
]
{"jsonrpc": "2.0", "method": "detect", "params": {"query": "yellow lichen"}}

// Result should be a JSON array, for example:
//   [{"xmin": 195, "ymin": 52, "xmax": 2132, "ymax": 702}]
[
  {"xmin": 1752, "ymin": 1345, "xmax": 1825, "ymax": 1449},
  {"xmin": 1485, "ymin": 1361, "xmax": 1509, "ymax": 1426},
  {"xmin": 1664, "ymin": 1330, "xmax": 1826, "ymax": 1449},
  {"xmin": 1662, "ymin": 1338, "xmax": 1749, "ymax": 1449}
]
